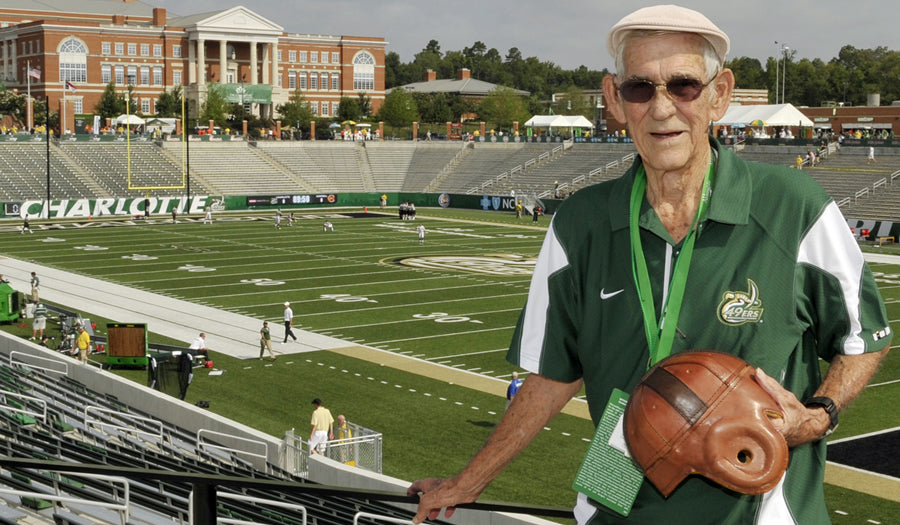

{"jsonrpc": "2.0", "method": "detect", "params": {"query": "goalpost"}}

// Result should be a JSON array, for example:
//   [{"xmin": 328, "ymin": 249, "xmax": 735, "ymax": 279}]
[{"xmin": 124, "ymin": 90, "xmax": 188, "ymax": 192}]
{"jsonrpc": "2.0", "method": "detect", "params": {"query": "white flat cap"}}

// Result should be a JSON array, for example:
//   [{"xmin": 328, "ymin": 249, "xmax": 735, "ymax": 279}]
[
  {"xmin": 284, "ymin": 302, "xmax": 290, "ymax": 306},
  {"xmin": 607, "ymin": 5, "xmax": 730, "ymax": 63}
]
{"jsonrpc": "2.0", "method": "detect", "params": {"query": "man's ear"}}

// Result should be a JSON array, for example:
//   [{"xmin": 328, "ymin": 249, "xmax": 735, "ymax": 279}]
[
  {"xmin": 709, "ymin": 68, "xmax": 735, "ymax": 121},
  {"xmin": 602, "ymin": 74, "xmax": 626, "ymax": 123}
]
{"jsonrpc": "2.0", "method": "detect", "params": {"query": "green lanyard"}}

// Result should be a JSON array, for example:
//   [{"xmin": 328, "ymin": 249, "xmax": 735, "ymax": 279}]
[{"xmin": 629, "ymin": 160, "xmax": 714, "ymax": 368}]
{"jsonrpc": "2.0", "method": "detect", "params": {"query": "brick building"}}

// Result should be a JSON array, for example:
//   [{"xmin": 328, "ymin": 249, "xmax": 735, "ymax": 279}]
[{"xmin": 0, "ymin": 0, "xmax": 386, "ymax": 132}]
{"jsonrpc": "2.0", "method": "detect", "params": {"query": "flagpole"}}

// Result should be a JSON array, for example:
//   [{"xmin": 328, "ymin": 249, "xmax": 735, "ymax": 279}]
[
  {"xmin": 26, "ymin": 60, "xmax": 32, "ymax": 131},
  {"xmin": 61, "ymin": 80, "xmax": 66, "ymax": 136}
]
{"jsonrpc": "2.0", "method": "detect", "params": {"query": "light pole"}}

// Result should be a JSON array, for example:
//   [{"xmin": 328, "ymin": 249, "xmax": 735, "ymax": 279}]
[
  {"xmin": 781, "ymin": 45, "xmax": 789, "ymax": 105},
  {"xmin": 774, "ymin": 41, "xmax": 780, "ymax": 104}
]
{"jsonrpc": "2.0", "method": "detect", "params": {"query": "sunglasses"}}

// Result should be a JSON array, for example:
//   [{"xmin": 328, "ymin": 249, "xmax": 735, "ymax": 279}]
[{"xmin": 616, "ymin": 75, "xmax": 717, "ymax": 104}]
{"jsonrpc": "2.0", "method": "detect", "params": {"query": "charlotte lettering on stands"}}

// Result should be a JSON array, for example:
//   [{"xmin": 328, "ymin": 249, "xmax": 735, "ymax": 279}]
[{"xmin": 17, "ymin": 196, "xmax": 210, "ymax": 219}]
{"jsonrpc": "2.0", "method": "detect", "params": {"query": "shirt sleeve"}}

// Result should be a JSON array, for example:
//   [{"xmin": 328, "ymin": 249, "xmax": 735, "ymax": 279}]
[
  {"xmin": 506, "ymin": 218, "xmax": 584, "ymax": 382},
  {"xmin": 796, "ymin": 202, "xmax": 893, "ymax": 359}
]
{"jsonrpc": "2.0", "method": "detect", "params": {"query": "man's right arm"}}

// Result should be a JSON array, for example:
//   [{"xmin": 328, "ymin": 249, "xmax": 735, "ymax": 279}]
[{"xmin": 408, "ymin": 373, "xmax": 583, "ymax": 524}]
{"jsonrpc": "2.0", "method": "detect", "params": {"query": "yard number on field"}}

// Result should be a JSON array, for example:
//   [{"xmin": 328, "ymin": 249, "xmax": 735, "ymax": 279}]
[
  {"xmin": 241, "ymin": 278, "xmax": 286, "ymax": 286},
  {"xmin": 413, "ymin": 312, "xmax": 483, "ymax": 324},
  {"xmin": 320, "ymin": 294, "xmax": 378, "ymax": 303}
]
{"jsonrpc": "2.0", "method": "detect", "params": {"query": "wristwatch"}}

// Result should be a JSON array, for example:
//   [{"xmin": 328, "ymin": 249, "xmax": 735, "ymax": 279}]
[{"xmin": 804, "ymin": 396, "xmax": 839, "ymax": 437}]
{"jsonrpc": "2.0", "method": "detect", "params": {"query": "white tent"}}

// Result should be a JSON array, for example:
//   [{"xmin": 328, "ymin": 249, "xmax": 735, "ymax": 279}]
[
  {"xmin": 524, "ymin": 115, "xmax": 594, "ymax": 128},
  {"xmin": 714, "ymin": 104, "xmax": 814, "ymax": 127},
  {"xmin": 116, "ymin": 114, "xmax": 145, "ymax": 126}
]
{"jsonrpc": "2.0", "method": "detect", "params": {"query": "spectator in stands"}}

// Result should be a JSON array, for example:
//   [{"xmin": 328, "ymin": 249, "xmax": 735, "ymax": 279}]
[
  {"xmin": 505, "ymin": 371, "xmax": 522, "ymax": 410},
  {"xmin": 75, "ymin": 323, "xmax": 90, "ymax": 363},
  {"xmin": 30, "ymin": 272, "xmax": 39, "ymax": 302},
  {"xmin": 309, "ymin": 398, "xmax": 334, "ymax": 455},
  {"xmin": 283, "ymin": 302, "xmax": 298, "ymax": 344},
  {"xmin": 31, "ymin": 301, "xmax": 47, "ymax": 341},
  {"xmin": 259, "ymin": 321, "xmax": 275, "ymax": 360},
  {"xmin": 408, "ymin": 6, "xmax": 891, "ymax": 524},
  {"xmin": 335, "ymin": 414, "xmax": 353, "ymax": 462},
  {"xmin": 189, "ymin": 332, "xmax": 211, "ymax": 361}
]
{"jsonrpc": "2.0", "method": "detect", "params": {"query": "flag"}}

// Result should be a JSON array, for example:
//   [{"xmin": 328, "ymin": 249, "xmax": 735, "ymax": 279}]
[
  {"xmin": 66, "ymin": 81, "xmax": 76, "ymax": 93},
  {"xmin": 28, "ymin": 67, "xmax": 41, "ymax": 80}
]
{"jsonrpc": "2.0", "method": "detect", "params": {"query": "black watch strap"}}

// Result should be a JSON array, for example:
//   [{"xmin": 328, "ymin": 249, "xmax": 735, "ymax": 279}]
[{"xmin": 804, "ymin": 396, "xmax": 839, "ymax": 436}]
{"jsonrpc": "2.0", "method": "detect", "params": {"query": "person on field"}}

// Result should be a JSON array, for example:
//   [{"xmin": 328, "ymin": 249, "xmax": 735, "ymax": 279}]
[{"xmin": 408, "ymin": 6, "xmax": 891, "ymax": 524}]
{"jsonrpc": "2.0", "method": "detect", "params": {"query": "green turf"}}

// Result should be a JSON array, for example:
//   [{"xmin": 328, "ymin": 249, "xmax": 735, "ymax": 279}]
[{"xmin": 1, "ymin": 208, "xmax": 898, "ymax": 520}]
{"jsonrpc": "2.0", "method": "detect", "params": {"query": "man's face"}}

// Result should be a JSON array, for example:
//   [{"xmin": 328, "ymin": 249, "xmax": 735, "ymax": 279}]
[{"xmin": 603, "ymin": 33, "xmax": 733, "ymax": 176}]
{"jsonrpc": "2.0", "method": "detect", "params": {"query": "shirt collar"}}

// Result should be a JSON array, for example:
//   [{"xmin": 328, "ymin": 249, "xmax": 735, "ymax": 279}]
[{"xmin": 610, "ymin": 136, "xmax": 752, "ymax": 232}]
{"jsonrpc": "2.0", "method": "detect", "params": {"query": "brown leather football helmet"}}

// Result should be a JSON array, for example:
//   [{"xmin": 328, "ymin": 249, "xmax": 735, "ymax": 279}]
[{"xmin": 624, "ymin": 351, "xmax": 788, "ymax": 497}]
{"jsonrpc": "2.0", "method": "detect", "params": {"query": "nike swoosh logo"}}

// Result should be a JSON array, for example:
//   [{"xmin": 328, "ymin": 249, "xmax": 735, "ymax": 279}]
[{"xmin": 600, "ymin": 288, "xmax": 625, "ymax": 300}]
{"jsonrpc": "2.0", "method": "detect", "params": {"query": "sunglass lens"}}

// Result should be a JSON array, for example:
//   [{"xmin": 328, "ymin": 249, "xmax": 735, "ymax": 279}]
[
  {"xmin": 667, "ymin": 78, "xmax": 704, "ymax": 101},
  {"xmin": 621, "ymin": 81, "xmax": 654, "ymax": 103}
]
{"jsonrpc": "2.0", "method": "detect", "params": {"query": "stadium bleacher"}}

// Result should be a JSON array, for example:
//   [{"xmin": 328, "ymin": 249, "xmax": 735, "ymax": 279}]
[
  {"xmin": 0, "ymin": 347, "xmax": 455, "ymax": 524},
  {"xmin": 0, "ymin": 138, "xmax": 896, "ymax": 220}
]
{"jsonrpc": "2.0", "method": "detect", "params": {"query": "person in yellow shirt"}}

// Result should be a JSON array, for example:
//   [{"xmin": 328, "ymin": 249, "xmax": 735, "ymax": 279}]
[
  {"xmin": 309, "ymin": 398, "xmax": 334, "ymax": 455},
  {"xmin": 76, "ymin": 324, "xmax": 91, "ymax": 363},
  {"xmin": 795, "ymin": 155, "xmax": 804, "ymax": 170},
  {"xmin": 335, "ymin": 414, "xmax": 353, "ymax": 463}
]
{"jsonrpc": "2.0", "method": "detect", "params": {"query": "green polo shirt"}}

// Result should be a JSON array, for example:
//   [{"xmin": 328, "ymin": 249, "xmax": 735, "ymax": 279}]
[{"xmin": 508, "ymin": 137, "xmax": 892, "ymax": 524}]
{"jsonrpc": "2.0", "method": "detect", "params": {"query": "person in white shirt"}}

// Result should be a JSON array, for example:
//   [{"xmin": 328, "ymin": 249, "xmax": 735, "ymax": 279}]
[{"xmin": 283, "ymin": 302, "xmax": 298, "ymax": 343}]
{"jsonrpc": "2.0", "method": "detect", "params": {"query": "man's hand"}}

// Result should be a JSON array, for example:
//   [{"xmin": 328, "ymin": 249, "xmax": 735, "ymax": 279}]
[
  {"xmin": 754, "ymin": 368, "xmax": 829, "ymax": 447},
  {"xmin": 755, "ymin": 347, "xmax": 888, "ymax": 447},
  {"xmin": 405, "ymin": 374, "xmax": 582, "ymax": 524},
  {"xmin": 407, "ymin": 476, "xmax": 478, "ymax": 524}
]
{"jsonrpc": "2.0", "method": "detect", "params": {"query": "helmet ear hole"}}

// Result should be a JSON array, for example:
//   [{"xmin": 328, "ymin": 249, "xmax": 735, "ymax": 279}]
[{"xmin": 737, "ymin": 450, "xmax": 751, "ymax": 464}]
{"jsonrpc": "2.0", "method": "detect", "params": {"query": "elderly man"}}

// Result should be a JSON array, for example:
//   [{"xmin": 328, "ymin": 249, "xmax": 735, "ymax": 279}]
[{"xmin": 408, "ymin": 5, "xmax": 891, "ymax": 524}]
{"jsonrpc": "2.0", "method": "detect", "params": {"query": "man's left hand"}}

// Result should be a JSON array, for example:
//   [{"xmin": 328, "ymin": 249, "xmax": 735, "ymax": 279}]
[{"xmin": 754, "ymin": 368, "xmax": 829, "ymax": 447}]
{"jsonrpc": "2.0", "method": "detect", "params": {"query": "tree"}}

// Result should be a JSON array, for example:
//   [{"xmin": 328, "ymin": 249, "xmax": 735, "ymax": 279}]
[
  {"xmin": 478, "ymin": 86, "xmax": 528, "ymax": 130},
  {"xmin": 555, "ymin": 85, "xmax": 593, "ymax": 117},
  {"xmin": 94, "ymin": 82, "xmax": 125, "ymax": 120},
  {"xmin": 357, "ymin": 92, "xmax": 372, "ymax": 117},
  {"xmin": 155, "ymin": 85, "xmax": 183, "ymax": 117},
  {"xmin": 276, "ymin": 87, "xmax": 314, "ymax": 130},
  {"xmin": 0, "ymin": 88, "xmax": 27, "ymax": 123},
  {"xmin": 200, "ymin": 84, "xmax": 229, "ymax": 128},
  {"xmin": 376, "ymin": 87, "xmax": 418, "ymax": 129},
  {"xmin": 337, "ymin": 96, "xmax": 360, "ymax": 121}
]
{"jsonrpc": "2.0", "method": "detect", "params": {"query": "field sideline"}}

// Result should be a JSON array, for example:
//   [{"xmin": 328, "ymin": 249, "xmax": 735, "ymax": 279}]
[{"xmin": 0, "ymin": 208, "xmax": 897, "ymax": 523}]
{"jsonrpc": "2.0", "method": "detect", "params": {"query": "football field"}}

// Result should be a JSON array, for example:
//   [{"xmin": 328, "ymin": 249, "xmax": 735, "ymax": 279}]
[{"xmin": 1, "ymin": 208, "xmax": 897, "ymax": 522}]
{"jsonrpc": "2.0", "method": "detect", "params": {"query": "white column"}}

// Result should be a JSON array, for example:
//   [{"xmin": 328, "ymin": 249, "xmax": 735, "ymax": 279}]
[
  {"xmin": 10, "ymin": 39, "xmax": 16, "ymax": 81},
  {"xmin": 2, "ymin": 41, "xmax": 8, "ymax": 81},
  {"xmin": 249, "ymin": 40, "xmax": 258, "ymax": 84},
  {"xmin": 271, "ymin": 42, "xmax": 279, "ymax": 88},
  {"xmin": 197, "ymin": 39, "xmax": 206, "ymax": 85},
  {"xmin": 188, "ymin": 39, "xmax": 196, "ymax": 84},
  {"xmin": 219, "ymin": 40, "xmax": 227, "ymax": 83},
  {"xmin": 261, "ymin": 43, "xmax": 269, "ymax": 85}
]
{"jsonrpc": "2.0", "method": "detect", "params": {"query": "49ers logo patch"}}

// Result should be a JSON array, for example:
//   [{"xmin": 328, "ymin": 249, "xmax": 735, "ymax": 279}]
[{"xmin": 717, "ymin": 279, "xmax": 765, "ymax": 325}]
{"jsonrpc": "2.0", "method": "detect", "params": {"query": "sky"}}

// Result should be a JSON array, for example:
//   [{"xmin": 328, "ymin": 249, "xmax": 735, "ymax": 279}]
[{"xmin": 148, "ymin": 0, "xmax": 897, "ymax": 72}]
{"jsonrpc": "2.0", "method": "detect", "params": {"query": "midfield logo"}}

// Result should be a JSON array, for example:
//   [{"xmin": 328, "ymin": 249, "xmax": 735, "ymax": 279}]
[{"xmin": 393, "ymin": 254, "xmax": 537, "ymax": 276}]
